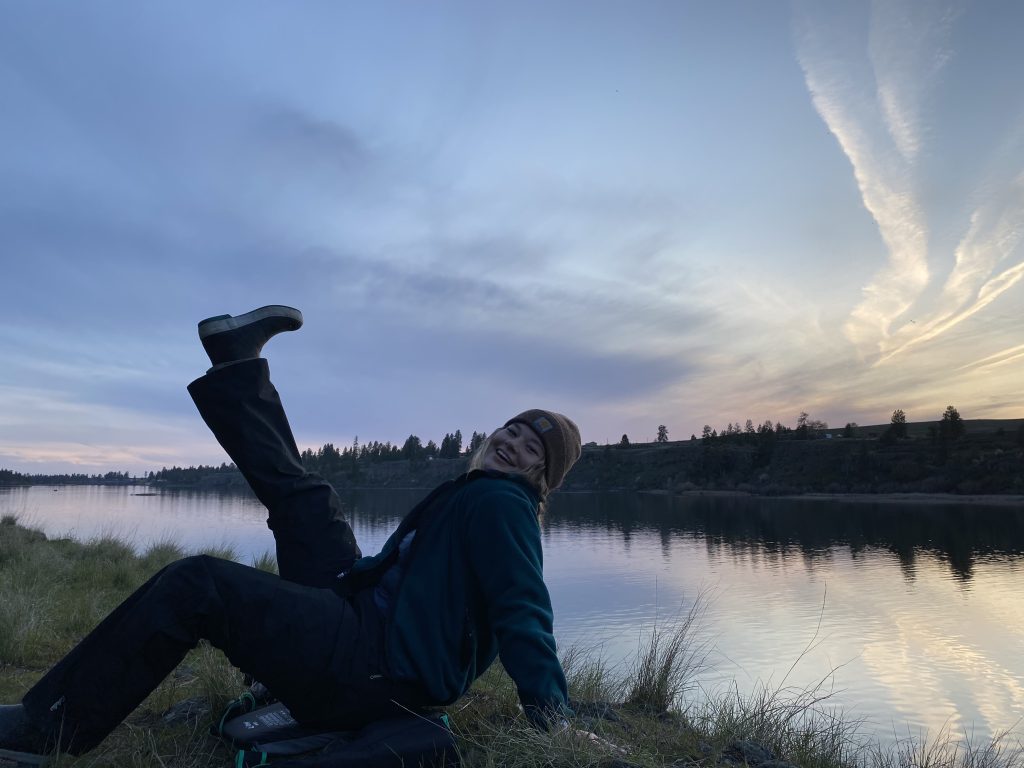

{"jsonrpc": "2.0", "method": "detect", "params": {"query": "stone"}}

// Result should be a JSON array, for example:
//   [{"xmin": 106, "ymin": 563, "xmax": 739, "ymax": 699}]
[
  {"xmin": 161, "ymin": 696, "xmax": 210, "ymax": 726},
  {"xmin": 724, "ymin": 739, "xmax": 776, "ymax": 765}
]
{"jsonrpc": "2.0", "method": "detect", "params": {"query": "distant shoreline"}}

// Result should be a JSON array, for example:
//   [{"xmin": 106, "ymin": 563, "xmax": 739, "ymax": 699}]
[
  {"xmin": 6, "ymin": 481, "xmax": 1023, "ymax": 508},
  {"xmin": 6, "ymin": 419, "xmax": 1024, "ymax": 497},
  {"xmin": 786, "ymin": 491, "xmax": 1024, "ymax": 507},
  {"xmin": 665, "ymin": 488, "xmax": 1024, "ymax": 507}
]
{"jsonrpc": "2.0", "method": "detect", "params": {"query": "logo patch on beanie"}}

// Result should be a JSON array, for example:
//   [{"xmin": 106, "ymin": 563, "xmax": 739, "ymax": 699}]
[{"xmin": 532, "ymin": 416, "xmax": 554, "ymax": 434}]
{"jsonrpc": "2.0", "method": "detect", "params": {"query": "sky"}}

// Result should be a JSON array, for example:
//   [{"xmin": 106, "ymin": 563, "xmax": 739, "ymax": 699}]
[{"xmin": 2, "ymin": 1, "xmax": 1023, "ymax": 475}]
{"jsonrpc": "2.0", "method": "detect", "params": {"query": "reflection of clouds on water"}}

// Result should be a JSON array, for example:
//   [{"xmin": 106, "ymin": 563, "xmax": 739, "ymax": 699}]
[
  {"xmin": 861, "ymin": 558, "xmax": 1024, "ymax": 739},
  {"xmin": 545, "ymin": 493, "xmax": 1024, "ymax": 744}
]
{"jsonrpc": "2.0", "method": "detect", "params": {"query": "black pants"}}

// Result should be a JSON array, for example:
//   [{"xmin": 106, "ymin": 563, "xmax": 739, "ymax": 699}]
[{"xmin": 22, "ymin": 359, "xmax": 421, "ymax": 754}]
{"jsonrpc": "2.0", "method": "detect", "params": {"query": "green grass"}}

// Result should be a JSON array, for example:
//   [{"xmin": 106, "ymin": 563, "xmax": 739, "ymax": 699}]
[{"xmin": 0, "ymin": 519, "xmax": 1020, "ymax": 768}]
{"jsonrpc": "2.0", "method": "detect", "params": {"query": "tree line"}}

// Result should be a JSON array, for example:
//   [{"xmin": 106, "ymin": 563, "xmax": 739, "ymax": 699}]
[
  {"xmin": 2, "ymin": 406, "xmax": 1011, "ymax": 489},
  {"xmin": 1, "ymin": 427, "xmax": 493, "ymax": 488},
  {"xmin": 297, "ymin": 429, "xmax": 489, "ymax": 475},
  {"xmin": 0, "ymin": 468, "xmax": 134, "ymax": 486},
  {"xmin": 141, "ymin": 428, "xmax": 491, "ymax": 486},
  {"xmin": 613, "ymin": 404, "xmax": 977, "ymax": 449},
  {"xmin": 880, "ymin": 405, "xmax": 966, "ymax": 444}
]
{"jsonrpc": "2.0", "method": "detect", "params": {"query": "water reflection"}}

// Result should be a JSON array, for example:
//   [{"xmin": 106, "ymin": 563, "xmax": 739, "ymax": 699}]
[
  {"xmin": 546, "ymin": 492, "xmax": 1024, "ymax": 582},
  {"xmin": 542, "ymin": 491, "xmax": 1024, "ymax": 743}
]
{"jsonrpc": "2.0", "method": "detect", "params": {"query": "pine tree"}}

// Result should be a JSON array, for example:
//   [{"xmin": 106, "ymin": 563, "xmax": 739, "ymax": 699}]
[
  {"xmin": 890, "ymin": 409, "xmax": 907, "ymax": 439},
  {"xmin": 939, "ymin": 405, "xmax": 964, "ymax": 442}
]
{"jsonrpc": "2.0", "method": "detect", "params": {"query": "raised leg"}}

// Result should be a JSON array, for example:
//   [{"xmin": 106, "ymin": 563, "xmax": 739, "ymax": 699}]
[{"xmin": 188, "ymin": 359, "xmax": 361, "ymax": 586}]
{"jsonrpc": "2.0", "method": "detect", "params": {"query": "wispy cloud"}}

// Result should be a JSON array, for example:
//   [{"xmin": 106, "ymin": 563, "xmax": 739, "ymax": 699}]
[
  {"xmin": 3, "ymin": 2, "xmax": 1023, "ymax": 471},
  {"xmin": 878, "ymin": 163, "xmax": 1024, "ymax": 363},
  {"xmin": 0, "ymin": 383, "xmax": 205, "ymax": 472},
  {"xmin": 868, "ymin": 0, "xmax": 956, "ymax": 162},
  {"xmin": 795, "ymin": 4, "xmax": 931, "ymax": 354},
  {"xmin": 796, "ymin": 1, "xmax": 1024, "ymax": 369},
  {"xmin": 960, "ymin": 341, "xmax": 1024, "ymax": 373}
]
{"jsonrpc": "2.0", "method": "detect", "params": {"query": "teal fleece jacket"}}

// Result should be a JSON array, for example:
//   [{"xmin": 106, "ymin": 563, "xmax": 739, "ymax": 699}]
[{"xmin": 342, "ymin": 470, "xmax": 569, "ymax": 725}]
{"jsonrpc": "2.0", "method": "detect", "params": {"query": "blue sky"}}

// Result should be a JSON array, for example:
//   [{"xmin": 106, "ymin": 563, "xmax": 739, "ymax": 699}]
[{"xmin": 2, "ymin": 1, "xmax": 1022, "ymax": 474}]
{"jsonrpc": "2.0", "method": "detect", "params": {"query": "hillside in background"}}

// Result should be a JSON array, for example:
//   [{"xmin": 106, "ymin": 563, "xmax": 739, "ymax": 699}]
[
  {"xmin": 4, "ymin": 419, "xmax": 1022, "ymax": 497},
  {"xmin": 563, "ymin": 418, "xmax": 1023, "ymax": 495}
]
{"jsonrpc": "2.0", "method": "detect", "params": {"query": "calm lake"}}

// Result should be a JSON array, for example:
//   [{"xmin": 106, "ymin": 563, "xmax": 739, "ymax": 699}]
[{"xmin": 3, "ymin": 484, "xmax": 1023, "ymax": 745}]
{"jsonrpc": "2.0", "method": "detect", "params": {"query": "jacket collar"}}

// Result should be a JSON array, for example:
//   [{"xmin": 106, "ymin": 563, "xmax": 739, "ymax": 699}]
[{"xmin": 464, "ymin": 468, "xmax": 542, "ymax": 505}]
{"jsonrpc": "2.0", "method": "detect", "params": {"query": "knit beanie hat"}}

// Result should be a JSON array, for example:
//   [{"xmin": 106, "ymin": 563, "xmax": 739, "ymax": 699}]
[{"xmin": 505, "ymin": 409, "xmax": 582, "ymax": 491}]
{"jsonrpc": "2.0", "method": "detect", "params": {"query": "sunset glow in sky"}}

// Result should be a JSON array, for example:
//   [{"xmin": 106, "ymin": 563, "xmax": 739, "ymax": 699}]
[{"xmin": 2, "ymin": 1, "xmax": 1023, "ymax": 474}]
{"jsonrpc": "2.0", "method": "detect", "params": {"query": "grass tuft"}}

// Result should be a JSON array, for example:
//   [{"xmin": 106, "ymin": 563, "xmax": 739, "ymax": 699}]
[
  {"xmin": 250, "ymin": 550, "xmax": 278, "ymax": 574},
  {"xmin": 196, "ymin": 542, "xmax": 239, "ymax": 562},
  {"xmin": 141, "ymin": 537, "xmax": 187, "ymax": 571},
  {"xmin": 561, "ymin": 643, "xmax": 621, "ymax": 703},
  {"xmin": 624, "ymin": 592, "xmax": 710, "ymax": 714}
]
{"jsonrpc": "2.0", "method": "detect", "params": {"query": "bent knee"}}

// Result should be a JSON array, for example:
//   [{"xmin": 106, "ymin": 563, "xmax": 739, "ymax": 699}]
[{"xmin": 160, "ymin": 553, "xmax": 234, "ymax": 588}]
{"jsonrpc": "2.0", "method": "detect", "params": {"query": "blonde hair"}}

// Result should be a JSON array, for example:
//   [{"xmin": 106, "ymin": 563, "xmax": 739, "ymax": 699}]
[{"xmin": 468, "ymin": 432, "xmax": 550, "ymax": 516}]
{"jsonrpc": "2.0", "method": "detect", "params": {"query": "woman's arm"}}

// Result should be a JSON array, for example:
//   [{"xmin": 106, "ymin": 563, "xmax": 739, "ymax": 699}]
[{"xmin": 463, "ymin": 485, "xmax": 571, "ymax": 727}]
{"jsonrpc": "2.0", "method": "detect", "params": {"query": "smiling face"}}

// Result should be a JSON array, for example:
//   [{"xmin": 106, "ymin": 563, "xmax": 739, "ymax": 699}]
[{"xmin": 480, "ymin": 422, "xmax": 546, "ymax": 475}]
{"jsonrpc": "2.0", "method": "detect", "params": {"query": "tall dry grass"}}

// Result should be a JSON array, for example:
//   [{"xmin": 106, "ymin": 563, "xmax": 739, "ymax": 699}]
[{"xmin": 623, "ymin": 594, "xmax": 709, "ymax": 714}]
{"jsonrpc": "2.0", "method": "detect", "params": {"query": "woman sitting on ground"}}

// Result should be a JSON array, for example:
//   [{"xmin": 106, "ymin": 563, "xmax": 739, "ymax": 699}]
[{"xmin": 0, "ymin": 305, "xmax": 581, "ymax": 764}]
